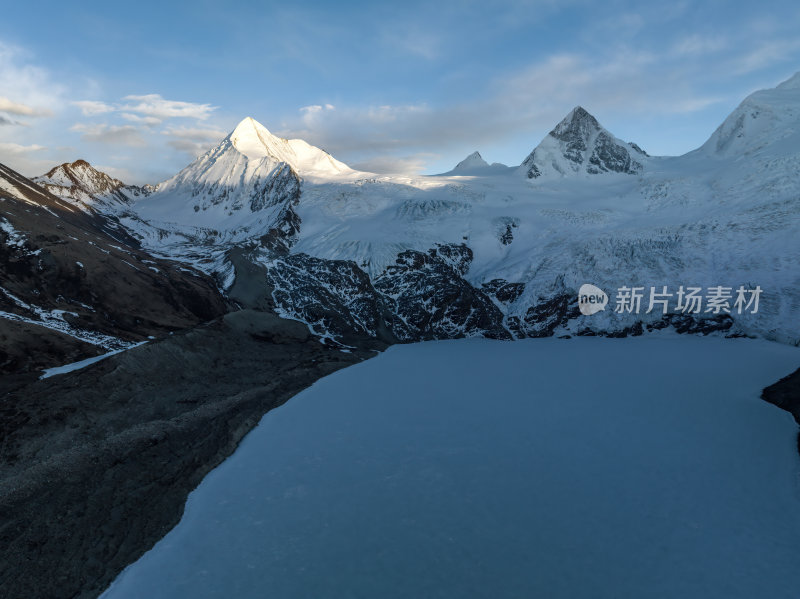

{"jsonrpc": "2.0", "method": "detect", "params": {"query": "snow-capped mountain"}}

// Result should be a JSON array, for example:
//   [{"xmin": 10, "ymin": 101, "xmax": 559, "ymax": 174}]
[
  {"xmin": 439, "ymin": 151, "xmax": 512, "ymax": 176},
  {"xmin": 227, "ymin": 117, "xmax": 352, "ymax": 177},
  {"xmin": 519, "ymin": 106, "xmax": 649, "ymax": 179},
  {"xmin": 34, "ymin": 160, "xmax": 151, "ymax": 213},
  {"xmin": 698, "ymin": 72, "xmax": 800, "ymax": 158},
  {"xmin": 254, "ymin": 76, "xmax": 800, "ymax": 344},
  {"xmin": 29, "ymin": 73, "xmax": 800, "ymax": 346},
  {"xmin": 455, "ymin": 151, "xmax": 488, "ymax": 171},
  {"xmin": 132, "ymin": 117, "xmax": 358, "ymax": 248}
]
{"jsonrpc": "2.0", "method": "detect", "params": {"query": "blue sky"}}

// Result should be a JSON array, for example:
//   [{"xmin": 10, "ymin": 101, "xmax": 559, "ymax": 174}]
[{"xmin": 0, "ymin": 0, "xmax": 799, "ymax": 183}]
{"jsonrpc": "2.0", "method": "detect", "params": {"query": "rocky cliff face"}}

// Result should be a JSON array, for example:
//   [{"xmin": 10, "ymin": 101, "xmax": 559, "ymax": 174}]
[
  {"xmin": 761, "ymin": 366, "xmax": 800, "ymax": 456},
  {"xmin": 372, "ymin": 245, "xmax": 510, "ymax": 340}
]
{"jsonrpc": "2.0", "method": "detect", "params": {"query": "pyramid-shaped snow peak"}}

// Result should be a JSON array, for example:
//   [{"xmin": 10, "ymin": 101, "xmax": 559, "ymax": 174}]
[
  {"xmin": 134, "ymin": 117, "xmax": 338, "ymax": 235},
  {"xmin": 135, "ymin": 117, "xmax": 355, "ymax": 228},
  {"xmin": 519, "ymin": 106, "xmax": 648, "ymax": 179},
  {"xmin": 439, "ymin": 151, "xmax": 511, "ymax": 176},
  {"xmin": 227, "ymin": 117, "xmax": 351, "ymax": 176},
  {"xmin": 455, "ymin": 151, "xmax": 489, "ymax": 170}
]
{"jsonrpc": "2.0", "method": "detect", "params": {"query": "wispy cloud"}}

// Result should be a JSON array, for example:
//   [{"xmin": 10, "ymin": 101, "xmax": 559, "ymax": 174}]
[
  {"xmin": 734, "ymin": 39, "xmax": 800, "ymax": 75},
  {"xmin": 275, "ymin": 48, "xmax": 730, "ymax": 171},
  {"xmin": 70, "ymin": 123, "xmax": 146, "ymax": 146},
  {"xmin": 73, "ymin": 100, "xmax": 115, "ymax": 116},
  {"xmin": 72, "ymin": 94, "xmax": 217, "ymax": 124},
  {"xmin": 381, "ymin": 28, "xmax": 441, "ymax": 60},
  {"xmin": 352, "ymin": 152, "xmax": 440, "ymax": 175},
  {"xmin": 672, "ymin": 34, "xmax": 728, "ymax": 57},
  {"xmin": 120, "ymin": 113, "xmax": 162, "ymax": 126},
  {"xmin": 0, "ymin": 96, "xmax": 48, "ymax": 116},
  {"xmin": 120, "ymin": 94, "xmax": 217, "ymax": 121},
  {"xmin": 0, "ymin": 142, "xmax": 46, "ymax": 153},
  {"xmin": 0, "ymin": 114, "xmax": 26, "ymax": 126},
  {"xmin": 162, "ymin": 126, "xmax": 227, "ymax": 157},
  {"xmin": 58, "ymin": 93, "xmax": 224, "ymax": 173},
  {"xmin": 0, "ymin": 42, "xmax": 61, "ymax": 126}
]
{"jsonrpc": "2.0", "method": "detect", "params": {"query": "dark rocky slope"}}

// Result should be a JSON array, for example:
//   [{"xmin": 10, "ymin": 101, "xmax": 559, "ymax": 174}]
[
  {"xmin": 762, "ymin": 367, "xmax": 800, "ymax": 454},
  {"xmin": 0, "ymin": 162, "xmax": 228, "ymax": 376},
  {"xmin": 0, "ymin": 309, "xmax": 382, "ymax": 599}
]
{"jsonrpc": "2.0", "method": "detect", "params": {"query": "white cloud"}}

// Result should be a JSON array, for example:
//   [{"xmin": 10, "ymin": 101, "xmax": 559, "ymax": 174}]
[
  {"xmin": 93, "ymin": 164, "xmax": 140, "ymax": 183},
  {"xmin": 162, "ymin": 126, "xmax": 227, "ymax": 158},
  {"xmin": 352, "ymin": 152, "xmax": 440, "ymax": 175},
  {"xmin": 63, "ymin": 94, "xmax": 222, "ymax": 161},
  {"xmin": 672, "ymin": 35, "xmax": 728, "ymax": 57},
  {"xmin": 0, "ymin": 142, "xmax": 52, "ymax": 178},
  {"xmin": 163, "ymin": 127, "xmax": 227, "ymax": 139},
  {"xmin": 300, "ymin": 104, "xmax": 335, "ymax": 114},
  {"xmin": 0, "ymin": 142, "xmax": 45, "ymax": 153},
  {"xmin": 734, "ymin": 39, "xmax": 800, "ymax": 75},
  {"xmin": 121, "ymin": 94, "xmax": 217, "ymax": 120},
  {"xmin": 73, "ymin": 100, "xmax": 115, "ymax": 116},
  {"xmin": 120, "ymin": 112, "xmax": 162, "ymax": 126},
  {"xmin": 0, "ymin": 96, "xmax": 42, "ymax": 116},
  {"xmin": 72, "ymin": 95, "xmax": 217, "ymax": 123},
  {"xmin": 0, "ymin": 42, "xmax": 62, "ymax": 120},
  {"xmin": 298, "ymin": 103, "xmax": 337, "ymax": 128},
  {"xmin": 70, "ymin": 123, "xmax": 146, "ymax": 146},
  {"xmin": 283, "ymin": 102, "xmax": 435, "ymax": 154}
]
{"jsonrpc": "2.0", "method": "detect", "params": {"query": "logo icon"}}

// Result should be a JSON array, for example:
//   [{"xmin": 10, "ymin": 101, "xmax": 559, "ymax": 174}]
[{"xmin": 578, "ymin": 283, "xmax": 608, "ymax": 315}]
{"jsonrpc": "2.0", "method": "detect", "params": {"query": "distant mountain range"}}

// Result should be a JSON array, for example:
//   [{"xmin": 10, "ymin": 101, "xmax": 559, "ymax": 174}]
[{"xmin": 2, "ymin": 72, "xmax": 799, "ymax": 373}]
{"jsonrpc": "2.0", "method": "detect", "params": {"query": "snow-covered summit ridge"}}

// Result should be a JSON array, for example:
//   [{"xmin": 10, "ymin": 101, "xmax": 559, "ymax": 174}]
[
  {"xmin": 519, "ymin": 106, "xmax": 648, "ymax": 179},
  {"xmin": 228, "ymin": 116, "xmax": 352, "ymax": 176},
  {"xmin": 130, "ymin": 116, "xmax": 362, "ymax": 234},
  {"xmin": 699, "ymin": 72, "xmax": 800, "ymax": 157},
  {"xmin": 133, "ymin": 117, "xmax": 314, "ymax": 233}
]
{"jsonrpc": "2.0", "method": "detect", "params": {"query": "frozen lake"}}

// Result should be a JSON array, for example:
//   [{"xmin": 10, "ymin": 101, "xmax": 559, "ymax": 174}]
[{"xmin": 103, "ymin": 336, "xmax": 800, "ymax": 598}]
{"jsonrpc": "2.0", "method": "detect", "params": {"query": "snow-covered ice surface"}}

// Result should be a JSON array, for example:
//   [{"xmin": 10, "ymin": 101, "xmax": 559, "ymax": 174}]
[{"xmin": 103, "ymin": 336, "xmax": 800, "ymax": 599}]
